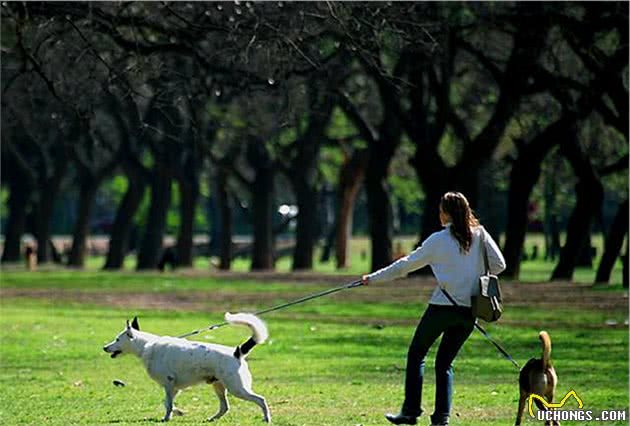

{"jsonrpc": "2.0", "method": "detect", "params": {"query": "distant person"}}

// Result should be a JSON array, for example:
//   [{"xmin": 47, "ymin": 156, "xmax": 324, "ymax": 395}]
[
  {"xmin": 546, "ymin": 215, "xmax": 561, "ymax": 261},
  {"xmin": 24, "ymin": 245, "xmax": 37, "ymax": 271},
  {"xmin": 158, "ymin": 247, "xmax": 177, "ymax": 272},
  {"xmin": 531, "ymin": 245, "xmax": 539, "ymax": 260},
  {"xmin": 362, "ymin": 192, "xmax": 506, "ymax": 426}
]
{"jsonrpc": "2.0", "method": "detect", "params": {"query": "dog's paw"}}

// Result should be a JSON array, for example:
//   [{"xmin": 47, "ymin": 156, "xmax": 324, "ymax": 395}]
[{"xmin": 208, "ymin": 412, "xmax": 227, "ymax": 422}]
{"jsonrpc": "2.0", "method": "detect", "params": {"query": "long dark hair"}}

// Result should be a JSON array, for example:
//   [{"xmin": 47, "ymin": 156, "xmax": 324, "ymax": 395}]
[{"xmin": 440, "ymin": 192, "xmax": 479, "ymax": 253}]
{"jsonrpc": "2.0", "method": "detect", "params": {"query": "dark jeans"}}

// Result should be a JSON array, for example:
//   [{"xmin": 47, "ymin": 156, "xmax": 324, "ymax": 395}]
[{"xmin": 401, "ymin": 304, "xmax": 475, "ymax": 425}]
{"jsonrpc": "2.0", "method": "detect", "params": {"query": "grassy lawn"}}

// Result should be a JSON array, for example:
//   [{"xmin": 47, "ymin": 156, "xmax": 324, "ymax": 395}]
[
  {"xmin": 0, "ymin": 272, "xmax": 627, "ymax": 425},
  {"xmin": 0, "ymin": 270, "xmax": 309, "ymax": 294}
]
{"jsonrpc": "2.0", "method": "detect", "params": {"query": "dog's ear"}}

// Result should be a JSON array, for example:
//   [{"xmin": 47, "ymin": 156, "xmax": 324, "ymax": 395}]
[
  {"xmin": 131, "ymin": 316, "xmax": 140, "ymax": 331},
  {"xmin": 125, "ymin": 320, "xmax": 134, "ymax": 338}
]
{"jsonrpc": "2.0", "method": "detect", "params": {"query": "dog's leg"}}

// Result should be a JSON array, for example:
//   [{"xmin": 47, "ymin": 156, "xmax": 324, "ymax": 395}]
[
  {"xmin": 170, "ymin": 390, "xmax": 184, "ymax": 417},
  {"xmin": 534, "ymin": 400, "xmax": 551, "ymax": 426},
  {"xmin": 515, "ymin": 391, "xmax": 527, "ymax": 425},
  {"xmin": 223, "ymin": 367, "xmax": 270, "ymax": 423},
  {"xmin": 162, "ymin": 386, "xmax": 176, "ymax": 422},
  {"xmin": 231, "ymin": 388, "xmax": 270, "ymax": 423},
  {"xmin": 208, "ymin": 382, "xmax": 230, "ymax": 422},
  {"xmin": 545, "ymin": 391, "xmax": 559, "ymax": 426}
]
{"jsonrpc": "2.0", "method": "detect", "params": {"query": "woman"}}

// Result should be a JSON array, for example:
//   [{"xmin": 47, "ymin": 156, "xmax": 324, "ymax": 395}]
[{"xmin": 362, "ymin": 192, "xmax": 506, "ymax": 426}]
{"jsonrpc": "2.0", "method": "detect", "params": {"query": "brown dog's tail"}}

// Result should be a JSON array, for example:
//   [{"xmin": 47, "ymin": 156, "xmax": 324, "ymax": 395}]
[{"xmin": 539, "ymin": 331, "xmax": 552, "ymax": 369}]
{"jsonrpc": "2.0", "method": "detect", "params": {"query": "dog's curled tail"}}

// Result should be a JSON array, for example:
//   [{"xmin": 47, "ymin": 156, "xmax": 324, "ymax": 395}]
[
  {"xmin": 225, "ymin": 313, "xmax": 269, "ymax": 359},
  {"xmin": 539, "ymin": 330, "xmax": 552, "ymax": 369}
]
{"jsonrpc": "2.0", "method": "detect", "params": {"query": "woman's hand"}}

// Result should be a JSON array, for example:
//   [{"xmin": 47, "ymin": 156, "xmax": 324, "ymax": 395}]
[{"xmin": 361, "ymin": 274, "xmax": 369, "ymax": 286}]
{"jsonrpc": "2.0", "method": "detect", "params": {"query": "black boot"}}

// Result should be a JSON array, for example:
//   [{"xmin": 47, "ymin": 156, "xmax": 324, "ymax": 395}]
[{"xmin": 384, "ymin": 412, "xmax": 418, "ymax": 425}]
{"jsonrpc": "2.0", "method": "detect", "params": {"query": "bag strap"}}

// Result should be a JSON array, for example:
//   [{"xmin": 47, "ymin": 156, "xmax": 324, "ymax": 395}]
[
  {"xmin": 438, "ymin": 287, "xmax": 518, "ymax": 368},
  {"xmin": 439, "ymin": 286, "xmax": 460, "ymax": 307},
  {"xmin": 480, "ymin": 227, "xmax": 490, "ymax": 274}
]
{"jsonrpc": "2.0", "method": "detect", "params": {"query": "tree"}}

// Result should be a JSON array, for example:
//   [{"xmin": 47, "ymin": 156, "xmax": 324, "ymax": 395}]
[
  {"xmin": 549, "ymin": 3, "xmax": 628, "ymax": 280},
  {"xmin": 135, "ymin": 87, "xmax": 186, "ymax": 270},
  {"xmin": 0, "ymin": 138, "xmax": 34, "ymax": 262},
  {"xmin": 1, "ymin": 95, "xmax": 71, "ymax": 264},
  {"xmin": 334, "ymin": 146, "xmax": 368, "ymax": 268},
  {"xmin": 280, "ymin": 61, "xmax": 350, "ymax": 270},
  {"xmin": 67, "ymin": 116, "xmax": 120, "ymax": 267},
  {"xmin": 596, "ymin": 198, "xmax": 629, "ymax": 284},
  {"xmin": 102, "ymin": 94, "xmax": 149, "ymax": 270},
  {"xmin": 337, "ymin": 77, "xmax": 404, "ymax": 271}
]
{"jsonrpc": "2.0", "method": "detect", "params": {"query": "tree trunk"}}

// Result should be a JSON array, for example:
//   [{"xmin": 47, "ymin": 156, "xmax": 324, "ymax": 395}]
[
  {"xmin": 1, "ymin": 179, "xmax": 30, "ymax": 262},
  {"xmin": 318, "ymin": 186, "xmax": 335, "ymax": 263},
  {"xmin": 291, "ymin": 181, "xmax": 318, "ymax": 270},
  {"xmin": 365, "ymin": 174, "xmax": 393, "ymax": 271},
  {"xmin": 364, "ymin": 141, "xmax": 396, "ymax": 272},
  {"xmin": 67, "ymin": 182, "xmax": 98, "ymax": 267},
  {"xmin": 335, "ymin": 150, "xmax": 367, "ymax": 269},
  {"xmin": 502, "ymin": 119, "xmax": 570, "ymax": 278},
  {"xmin": 246, "ymin": 140, "xmax": 275, "ymax": 271},
  {"xmin": 286, "ymin": 66, "xmax": 343, "ymax": 269},
  {"xmin": 551, "ymin": 183, "xmax": 603, "ymax": 280},
  {"xmin": 320, "ymin": 223, "xmax": 336, "ymax": 263},
  {"xmin": 408, "ymin": 139, "xmax": 450, "ymax": 245},
  {"xmin": 544, "ymin": 153, "xmax": 561, "ymax": 261},
  {"xmin": 502, "ymin": 165, "xmax": 539, "ymax": 279},
  {"xmin": 576, "ymin": 233, "xmax": 594, "ymax": 267},
  {"xmin": 595, "ymin": 199, "xmax": 629, "ymax": 284},
  {"xmin": 49, "ymin": 238, "xmax": 62, "ymax": 263},
  {"xmin": 33, "ymin": 175, "xmax": 64, "ymax": 263},
  {"xmin": 250, "ymin": 166, "xmax": 274, "ymax": 270},
  {"xmin": 551, "ymin": 137, "xmax": 604, "ymax": 281},
  {"xmin": 176, "ymin": 177, "xmax": 199, "ymax": 267},
  {"xmin": 136, "ymin": 170, "xmax": 172, "ymax": 270},
  {"xmin": 215, "ymin": 169, "xmax": 233, "ymax": 270},
  {"xmin": 104, "ymin": 169, "xmax": 146, "ymax": 270},
  {"xmin": 419, "ymin": 183, "xmax": 449, "ymax": 243},
  {"xmin": 622, "ymin": 239, "xmax": 628, "ymax": 288},
  {"xmin": 454, "ymin": 165, "xmax": 481, "ymax": 212}
]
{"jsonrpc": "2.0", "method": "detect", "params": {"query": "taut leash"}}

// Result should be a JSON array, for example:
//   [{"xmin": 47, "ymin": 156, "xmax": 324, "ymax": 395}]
[
  {"xmin": 473, "ymin": 321, "xmax": 520, "ymax": 368},
  {"xmin": 178, "ymin": 279, "xmax": 363, "ymax": 338},
  {"xmin": 439, "ymin": 287, "xmax": 519, "ymax": 369},
  {"xmin": 178, "ymin": 278, "xmax": 519, "ymax": 368}
]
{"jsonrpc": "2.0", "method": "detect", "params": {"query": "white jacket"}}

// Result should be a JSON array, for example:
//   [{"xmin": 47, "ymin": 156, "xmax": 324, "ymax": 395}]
[{"xmin": 367, "ymin": 225, "xmax": 506, "ymax": 307}]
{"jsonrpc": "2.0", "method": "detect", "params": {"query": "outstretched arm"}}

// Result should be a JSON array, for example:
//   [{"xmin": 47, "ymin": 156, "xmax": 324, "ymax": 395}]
[{"xmin": 363, "ymin": 235, "xmax": 438, "ymax": 284}]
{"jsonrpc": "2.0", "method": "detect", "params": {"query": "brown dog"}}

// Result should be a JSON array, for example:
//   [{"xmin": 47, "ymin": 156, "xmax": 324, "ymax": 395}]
[{"xmin": 515, "ymin": 331, "xmax": 559, "ymax": 426}]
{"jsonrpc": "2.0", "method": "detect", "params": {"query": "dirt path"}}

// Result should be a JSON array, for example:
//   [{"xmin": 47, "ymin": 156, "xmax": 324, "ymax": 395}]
[{"xmin": 1, "ymin": 273, "xmax": 627, "ymax": 314}]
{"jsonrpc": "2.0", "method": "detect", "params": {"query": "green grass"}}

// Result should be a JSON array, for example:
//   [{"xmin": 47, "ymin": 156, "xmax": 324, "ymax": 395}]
[
  {"xmin": 0, "ymin": 272, "xmax": 628, "ymax": 425},
  {"xmin": 0, "ymin": 270, "xmax": 312, "ymax": 294}
]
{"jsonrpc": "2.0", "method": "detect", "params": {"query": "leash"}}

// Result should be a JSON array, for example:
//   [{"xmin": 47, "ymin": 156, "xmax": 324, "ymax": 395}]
[
  {"xmin": 439, "ymin": 287, "xmax": 519, "ymax": 369},
  {"xmin": 473, "ymin": 321, "xmax": 520, "ymax": 368},
  {"xmin": 178, "ymin": 279, "xmax": 363, "ymax": 338},
  {"xmin": 177, "ymin": 277, "xmax": 519, "ymax": 368}
]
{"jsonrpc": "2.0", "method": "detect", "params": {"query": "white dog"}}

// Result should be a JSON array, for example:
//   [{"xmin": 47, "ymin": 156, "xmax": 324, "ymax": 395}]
[{"xmin": 103, "ymin": 313, "xmax": 270, "ymax": 423}]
